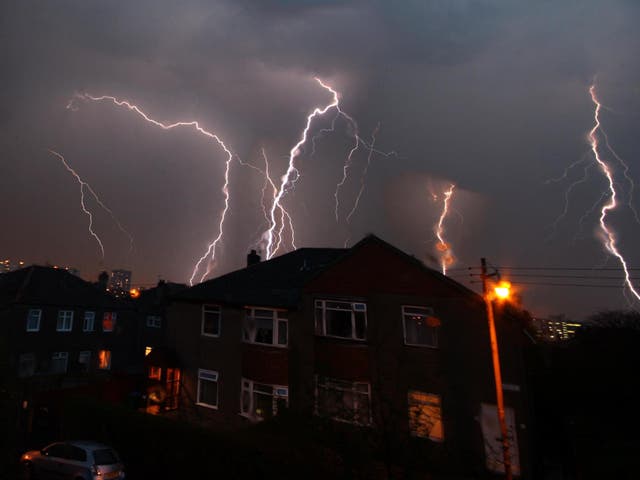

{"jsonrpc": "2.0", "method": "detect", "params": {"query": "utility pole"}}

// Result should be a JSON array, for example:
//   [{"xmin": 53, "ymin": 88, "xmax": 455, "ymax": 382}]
[{"xmin": 481, "ymin": 258, "xmax": 513, "ymax": 480}]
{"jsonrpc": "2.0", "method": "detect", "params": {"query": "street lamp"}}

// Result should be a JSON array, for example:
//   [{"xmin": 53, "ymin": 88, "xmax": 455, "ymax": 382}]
[{"xmin": 481, "ymin": 258, "xmax": 513, "ymax": 480}]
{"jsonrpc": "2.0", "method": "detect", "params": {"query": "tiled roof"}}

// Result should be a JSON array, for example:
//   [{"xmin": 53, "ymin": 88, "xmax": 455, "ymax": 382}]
[
  {"xmin": 175, "ymin": 247, "xmax": 348, "ymax": 307},
  {"xmin": 0, "ymin": 265, "xmax": 122, "ymax": 309}
]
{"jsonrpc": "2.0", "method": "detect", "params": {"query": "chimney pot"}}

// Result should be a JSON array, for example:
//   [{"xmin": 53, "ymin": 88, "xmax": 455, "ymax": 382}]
[{"xmin": 247, "ymin": 249, "xmax": 261, "ymax": 267}]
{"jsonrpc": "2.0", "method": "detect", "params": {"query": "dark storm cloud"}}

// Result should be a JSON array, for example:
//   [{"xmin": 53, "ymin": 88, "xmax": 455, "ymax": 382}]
[{"xmin": 2, "ymin": 0, "xmax": 640, "ymax": 319}]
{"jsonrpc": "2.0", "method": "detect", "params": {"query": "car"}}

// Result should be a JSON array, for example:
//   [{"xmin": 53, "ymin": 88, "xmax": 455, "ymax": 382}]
[{"xmin": 20, "ymin": 440, "xmax": 125, "ymax": 480}]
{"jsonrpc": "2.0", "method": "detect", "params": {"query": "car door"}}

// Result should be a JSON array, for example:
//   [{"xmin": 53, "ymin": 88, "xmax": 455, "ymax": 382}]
[{"xmin": 36, "ymin": 443, "xmax": 67, "ymax": 479}]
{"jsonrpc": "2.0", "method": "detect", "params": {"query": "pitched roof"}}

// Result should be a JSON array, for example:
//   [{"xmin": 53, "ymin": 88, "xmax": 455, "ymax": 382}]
[
  {"xmin": 175, "ymin": 247, "xmax": 348, "ymax": 307},
  {"xmin": 0, "ymin": 265, "xmax": 123, "ymax": 309}
]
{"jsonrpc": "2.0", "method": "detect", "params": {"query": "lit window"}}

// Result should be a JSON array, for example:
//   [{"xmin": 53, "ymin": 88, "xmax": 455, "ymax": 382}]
[
  {"xmin": 98, "ymin": 350, "xmax": 111, "ymax": 370},
  {"xmin": 149, "ymin": 366, "xmax": 162, "ymax": 381},
  {"xmin": 51, "ymin": 352, "xmax": 69, "ymax": 374},
  {"xmin": 241, "ymin": 378, "xmax": 288, "ymax": 422},
  {"xmin": 145, "ymin": 346, "xmax": 153, "ymax": 356},
  {"xmin": 197, "ymin": 369, "xmax": 219, "ymax": 409},
  {"xmin": 316, "ymin": 376, "xmax": 371, "ymax": 425},
  {"xmin": 78, "ymin": 351, "xmax": 91, "ymax": 372},
  {"xmin": 146, "ymin": 315, "xmax": 162, "ymax": 328},
  {"xmin": 26, "ymin": 309, "xmax": 41, "ymax": 332},
  {"xmin": 18, "ymin": 353, "xmax": 36, "ymax": 378},
  {"xmin": 102, "ymin": 312, "xmax": 116, "ymax": 332},
  {"xmin": 408, "ymin": 391, "xmax": 444, "ymax": 441},
  {"xmin": 402, "ymin": 306, "xmax": 440, "ymax": 348},
  {"xmin": 243, "ymin": 308, "xmax": 287, "ymax": 347},
  {"xmin": 83, "ymin": 312, "xmax": 95, "ymax": 332},
  {"xmin": 202, "ymin": 305, "xmax": 220, "ymax": 337},
  {"xmin": 315, "ymin": 300, "xmax": 366, "ymax": 340},
  {"xmin": 56, "ymin": 310, "xmax": 74, "ymax": 332}
]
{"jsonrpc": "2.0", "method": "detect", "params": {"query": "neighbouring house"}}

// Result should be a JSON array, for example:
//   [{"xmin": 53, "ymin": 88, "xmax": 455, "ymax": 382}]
[
  {"xmin": 159, "ymin": 235, "xmax": 533, "ymax": 478},
  {"xmin": 0, "ymin": 266, "xmax": 141, "ymax": 444}
]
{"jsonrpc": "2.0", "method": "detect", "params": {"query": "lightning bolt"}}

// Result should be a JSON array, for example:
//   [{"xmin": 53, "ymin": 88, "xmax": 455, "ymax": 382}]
[
  {"xmin": 69, "ymin": 93, "xmax": 234, "ymax": 285},
  {"xmin": 264, "ymin": 77, "xmax": 340, "ymax": 259},
  {"xmin": 433, "ymin": 184, "xmax": 456, "ymax": 275},
  {"xmin": 346, "ymin": 122, "xmax": 380, "ymax": 225},
  {"xmin": 588, "ymin": 83, "xmax": 640, "ymax": 302},
  {"xmin": 48, "ymin": 149, "xmax": 135, "ymax": 259}
]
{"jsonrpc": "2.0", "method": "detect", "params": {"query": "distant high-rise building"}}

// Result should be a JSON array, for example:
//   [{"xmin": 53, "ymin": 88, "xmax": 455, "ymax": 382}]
[
  {"xmin": 1, "ymin": 259, "xmax": 26, "ymax": 273},
  {"xmin": 109, "ymin": 269, "xmax": 132, "ymax": 295},
  {"xmin": 531, "ymin": 316, "xmax": 581, "ymax": 342}
]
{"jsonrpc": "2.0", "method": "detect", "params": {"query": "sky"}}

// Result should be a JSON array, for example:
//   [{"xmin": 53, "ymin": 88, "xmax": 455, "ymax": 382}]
[{"xmin": 2, "ymin": 0, "xmax": 640, "ymax": 321}]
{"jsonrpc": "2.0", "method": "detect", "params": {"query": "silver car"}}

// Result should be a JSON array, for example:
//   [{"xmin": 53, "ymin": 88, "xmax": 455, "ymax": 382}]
[{"xmin": 21, "ymin": 440, "xmax": 125, "ymax": 480}]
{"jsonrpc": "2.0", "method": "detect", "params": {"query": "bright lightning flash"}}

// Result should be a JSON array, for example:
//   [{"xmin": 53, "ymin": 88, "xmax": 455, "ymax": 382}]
[
  {"xmin": 588, "ymin": 84, "xmax": 640, "ymax": 302},
  {"xmin": 70, "ymin": 94, "xmax": 234, "ymax": 285},
  {"xmin": 433, "ymin": 184, "xmax": 456, "ymax": 275}
]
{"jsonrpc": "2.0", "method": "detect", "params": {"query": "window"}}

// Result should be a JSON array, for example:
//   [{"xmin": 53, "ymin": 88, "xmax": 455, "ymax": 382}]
[
  {"xmin": 202, "ymin": 305, "xmax": 220, "ymax": 336},
  {"xmin": 78, "ymin": 351, "xmax": 91, "ymax": 372},
  {"xmin": 26, "ymin": 309, "xmax": 41, "ymax": 332},
  {"xmin": 18, "ymin": 353, "xmax": 36, "ymax": 378},
  {"xmin": 149, "ymin": 366, "xmax": 162, "ymax": 381},
  {"xmin": 408, "ymin": 391, "xmax": 444, "ymax": 441},
  {"xmin": 243, "ymin": 308, "xmax": 287, "ymax": 347},
  {"xmin": 403, "ymin": 306, "xmax": 440, "ymax": 348},
  {"xmin": 102, "ymin": 312, "xmax": 116, "ymax": 332},
  {"xmin": 316, "ymin": 376, "xmax": 371, "ymax": 425},
  {"xmin": 51, "ymin": 352, "xmax": 69, "ymax": 373},
  {"xmin": 97, "ymin": 350, "xmax": 111, "ymax": 370},
  {"xmin": 315, "ymin": 300, "xmax": 366, "ymax": 340},
  {"xmin": 197, "ymin": 369, "xmax": 219, "ymax": 409},
  {"xmin": 146, "ymin": 315, "xmax": 162, "ymax": 328},
  {"xmin": 82, "ymin": 311, "xmax": 95, "ymax": 331},
  {"xmin": 56, "ymin": 310, "xmax": 73, "ymax": 332},
  {"xmin": 241, "ymin": 379, "xmax": 288, "ymax": 421}
]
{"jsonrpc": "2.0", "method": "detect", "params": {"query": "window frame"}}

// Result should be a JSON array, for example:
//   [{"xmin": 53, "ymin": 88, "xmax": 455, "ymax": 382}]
[
  {"xmin": 83, "ymin": 311, "xmax": 95, "ymax": 332},
  {"xmin": 51, "ymin": 351, "xmax": 69, "ymax": 374},
  {"xmin": 402, "ymin": 305, "xmax": 439, "ymax": 348},
  {"xmin": 242, "ymin": 307, "xmax": 288, "ymax": 347},
  {"xmin": 240, "ymin": 378, "xmax": 289, "ymax": 421},
  {"xmin": 314, "ymin": 299, "xmax": 367, "ymax": 341},
  {"xmin": 18, "ymin": 353, "xmax": 36, "ymax": 378},
  {"xmin": 315, "ymin": 375, "xmax": 372, "ymax": 426},
  {"xmin": 146, "ymin": 315, "xmax": 162, "ymax": 329},
  {"xmin": 97, "ymin": 350, "xmax": 111, "ymax": 370},
  {"xmin": 102, "ymin": 312, "xmax": 116, "ymax": 332},
  {"xmin": 196, "ymin": 369, "xmax": 219, "ymax": 409},
  {"xmin": 26, "ymin": 309, "xmax": 42, "ymax": 332},
  {"xmin": 56, "ymin": 310, "xmax": 74, "ymax": 332},
  {"xmin": 201, "ymin": 305, "xmax": 221, "ymax": 337},
  {"xmin": 408, "ymin": 390, "xmax": 444, "ymax": 441},
  {"xmin": 78, "ymin": 350, "xmax": 91, "ymax": 372}
]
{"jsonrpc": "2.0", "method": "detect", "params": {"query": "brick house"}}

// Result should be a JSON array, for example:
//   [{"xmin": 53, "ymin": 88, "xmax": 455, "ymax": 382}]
[{"xmin": 163, "ymin": 235, "xmax": 533, "ymax": 478}]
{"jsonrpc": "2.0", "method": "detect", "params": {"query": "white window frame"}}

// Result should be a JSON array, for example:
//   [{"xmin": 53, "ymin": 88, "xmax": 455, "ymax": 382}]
[
  {"xmin": 146, "ymin": 315, "xmax": 162, "ymax": 328},
  {"xmin": 201, "ymin": 305, "xmax": 221, "ymax": 337},
  {"xmin": 18, "ymin": 353, "xmax": 36, "ymax": 378},
  {"xmin": 240, "ymin": 378, "xmax": 288, "ymax": 421},
  {"xmin": 26, "ymin": 309, "xmax": 41, "ymax": 332},
  {"xmin": 315, "ymin": 376, "xmax": 372, "ymax": 426},
  {"xmin": 408, "ymin": 390, "xmax": 444, "ymax": 441},
  {"xmin": 102, "ymin": 312, "xmax": 116, "ymax": 332},
  {"xmin": 51, "ymin": 351, "xmax": 69, "ymax": 373},
  {"xmin": 402, "ymin": 305, "xmax": 439, "ymax": 348},
  {"xmin": 196, "ymin": 369, "xmax": 219, "ymax": 409},
  {"xmin": 314, "ymin": 299, "xmax": 367, "ymax": 341},
  {"xmin": 83, "ymin": 311, "xmax": 95, "ymax": 332},
  {"xmin": 56, "ymin": 310, "xmax": 74, "ymax": 332},
  {"xmin": 78, "ymin": 351, "xmax": 91, "ymax": 372},
  {"xmin": 243, "ymin": 308, "xmax": 287, "ymax": 347}
]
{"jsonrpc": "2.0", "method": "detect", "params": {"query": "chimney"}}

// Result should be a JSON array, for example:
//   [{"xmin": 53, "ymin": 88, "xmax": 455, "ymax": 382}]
[
  {"xmin": 97, "ymin": 271, "xmax": 109, "ymax": 291},
  {"xmin": 247, "ymin": 249, "xmax": 261, "ymax": 267}
]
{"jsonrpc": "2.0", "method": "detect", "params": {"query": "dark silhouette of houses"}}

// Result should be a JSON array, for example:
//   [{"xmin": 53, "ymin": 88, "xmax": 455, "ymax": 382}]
[{"xmin": 159, "ymin": 235, "xmax": 533, "ymax": 478}]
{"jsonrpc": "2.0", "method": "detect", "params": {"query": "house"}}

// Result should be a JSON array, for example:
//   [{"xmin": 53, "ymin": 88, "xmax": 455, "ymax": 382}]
[
  {"xmin": 0, "ymin": 266, "xmax": 142, "ymax": 444},
  {"xmin": 161, "ymin": 235, "xmax": 533, "ymax": 478}
]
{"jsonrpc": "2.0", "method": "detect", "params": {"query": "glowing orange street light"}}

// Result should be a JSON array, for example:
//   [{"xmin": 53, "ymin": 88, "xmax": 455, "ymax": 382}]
[
  {"xmin": 129, "ymin": 288, "xmax": 140, "ymax": 299},
  {"xmin": 481, "ymin": 258, "xmax": 513, "ymax": 480}
]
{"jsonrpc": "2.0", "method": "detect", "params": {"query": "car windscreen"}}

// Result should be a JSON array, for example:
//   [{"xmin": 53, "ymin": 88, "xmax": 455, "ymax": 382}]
[{"xmin": 93, "ymin": 448, "xmax": 119, "ymax": 465}]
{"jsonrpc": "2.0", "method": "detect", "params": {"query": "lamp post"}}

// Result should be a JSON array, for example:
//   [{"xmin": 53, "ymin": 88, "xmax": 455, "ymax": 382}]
[{"xmin": 481, "ymin": 258, "xmax": 513, "ymax": 480}]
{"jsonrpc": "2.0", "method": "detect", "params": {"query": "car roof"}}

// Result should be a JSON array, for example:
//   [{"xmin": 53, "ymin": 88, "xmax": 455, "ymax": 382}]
[{"xmin": 66, "ymin": 441, "xmax": 115, "ymax": 450}]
